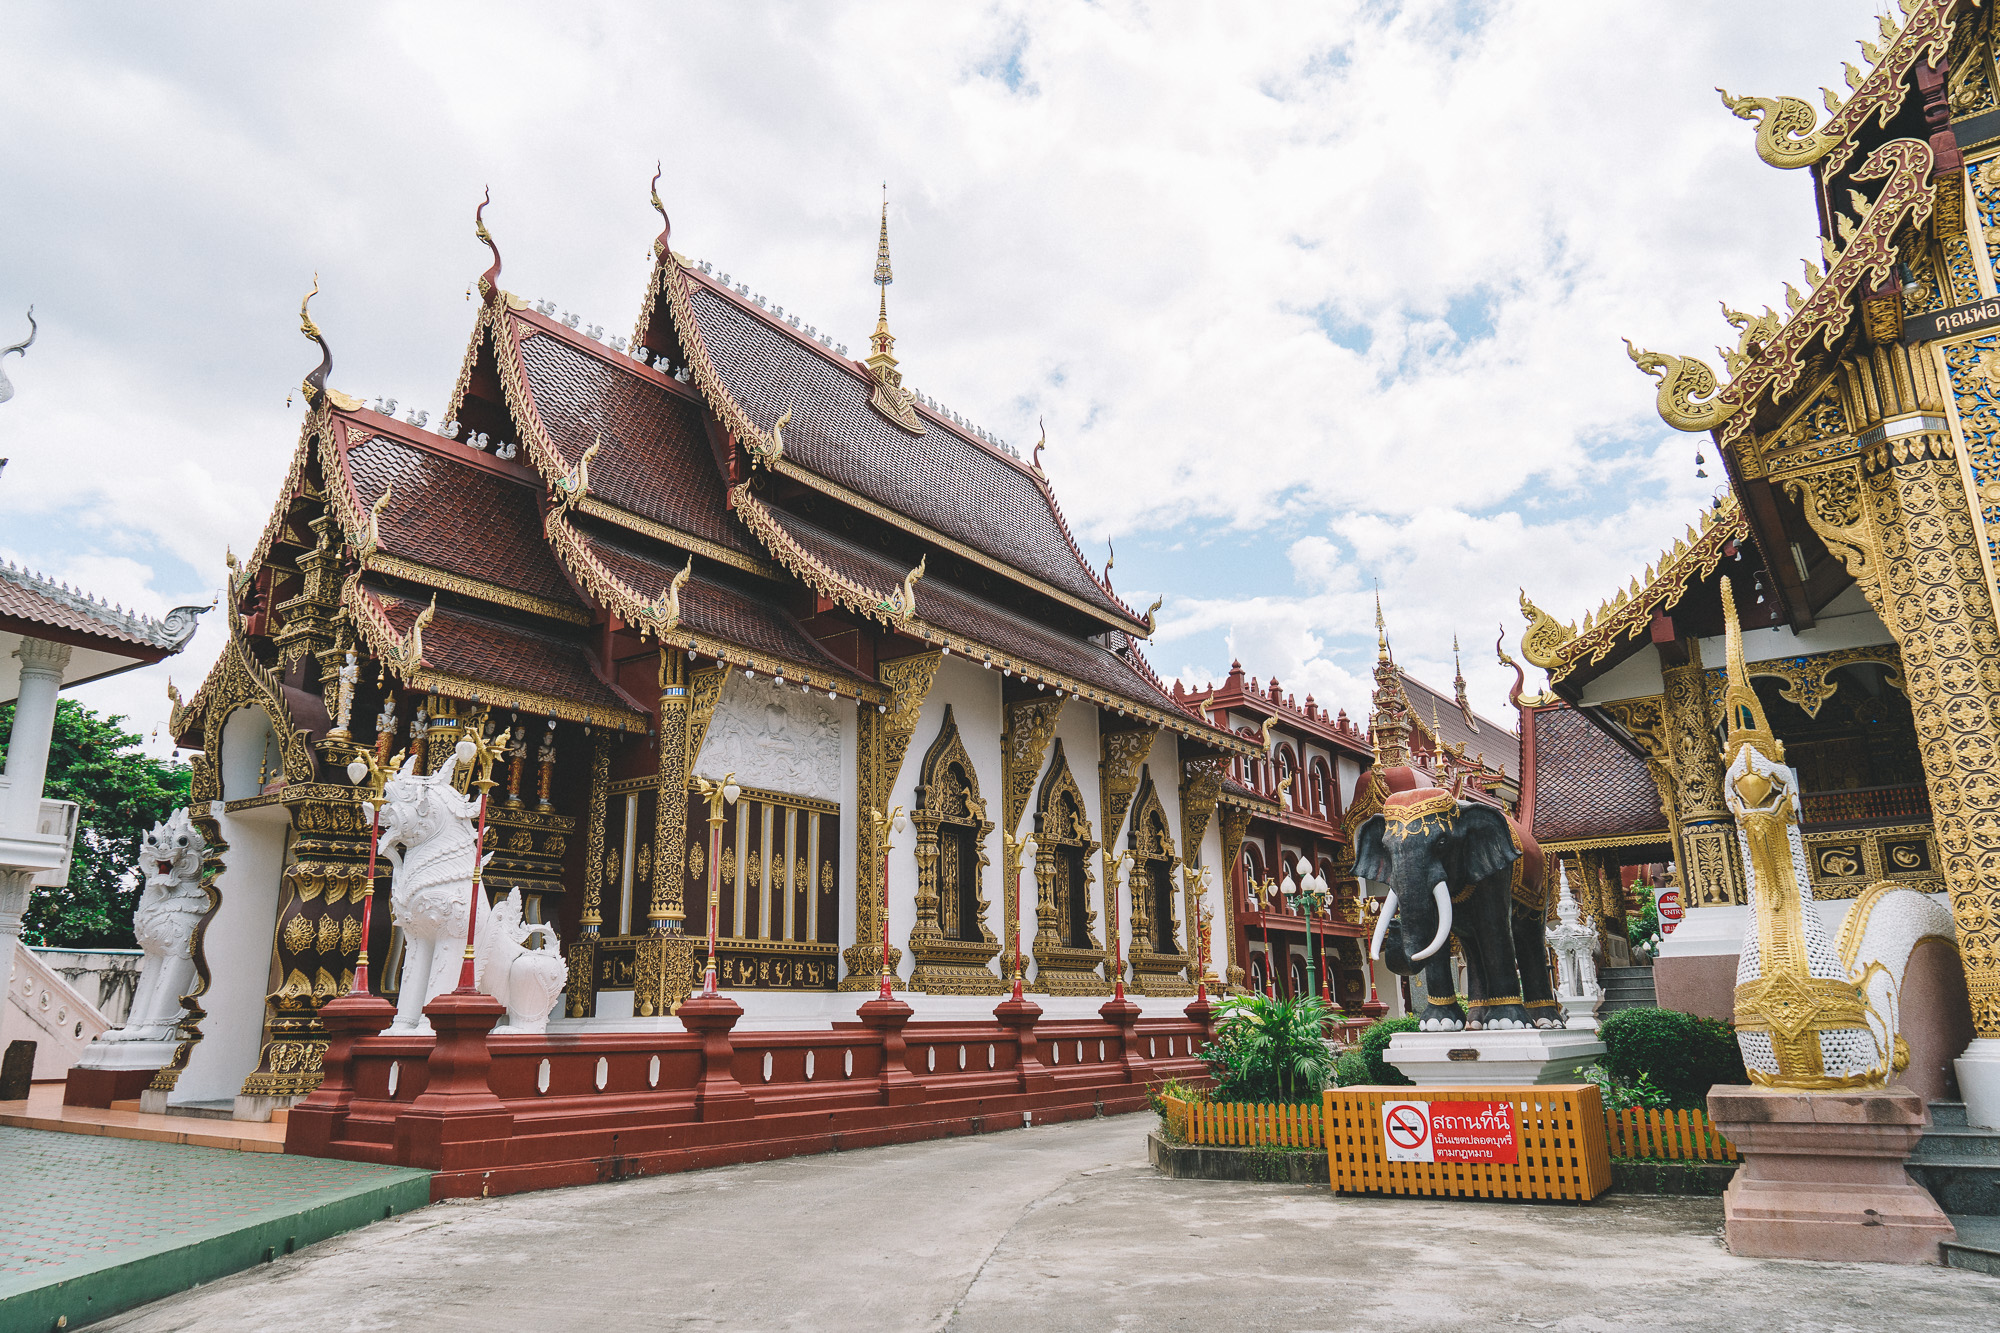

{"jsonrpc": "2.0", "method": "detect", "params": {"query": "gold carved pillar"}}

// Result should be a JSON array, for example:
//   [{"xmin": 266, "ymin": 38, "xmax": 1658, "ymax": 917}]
[
  {"xmin": 1001, "ymin": 697, "xmax": 1063, "ymax": 988},
  {"xmin": 565, "ymin": 733, "xmax": 612, "ymax": 1018},
  {"xmin": 839, "ymin": 652, "xmax": 941, "ymax": 991},
  {"xmin": 1218, "ymin": 805, "xmax": 1253, "ymax": 991},
  {"xmin": 1179, "ymin": 754, "xmax": 1225, "ymax": 987},
  {"xmin": 1097, "ymin": 725, "xmax": 1158, "ymax": 980},
  {"xmin": 650, "ymin": 647, "xmax": 691, "ymax": 933},
  {"xmin": 1793, "ymin": 433, "xmax": 2000, "ymax": 1038},
  {"xmin": 1660, "ymin": 645, "xmax": 1745, "ymax": 907}
]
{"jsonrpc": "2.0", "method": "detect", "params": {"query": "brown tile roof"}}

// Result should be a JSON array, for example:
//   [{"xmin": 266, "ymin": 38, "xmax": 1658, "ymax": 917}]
[
  {"xmin": 572, "ymin": 522, "xmax": 874, "ymax": 689},
  {"xmin": 363, "ymin": 585, "xmax": 639, "ymax": 722},
  {"xmin": 506, "ymin": 315, "xmax": 760, "ymax": 560},
  {"xmin": 764, "ymin": 505, "xmax": 1190, "ymax": 718},
  {"xmin": 338, "ymin": 426, "xmax": 582, "ymax": 610},
  {"xmin": 682, "ymin": 277, "xmax": 1137, "ymax": 626},
  {"xmin": 1528, "ymin": 703, "xmax": 1669, "ymax": 845},
  {"xmin": 0, "ymin": 561, "xmax": 204, "ymax": 654},
  {"xmin": 1401, "ymin": 668, "xmax": 1517, "ymax": 780}
]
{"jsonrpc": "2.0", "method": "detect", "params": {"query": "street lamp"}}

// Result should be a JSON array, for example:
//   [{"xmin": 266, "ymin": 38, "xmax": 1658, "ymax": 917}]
[
  {"xmin": 1282, "ymin": 861, "xmax": 1331, "ymax": 1015},
  {"xmin": 343, "ymin": 744, "xmax": 405, "ymax": 996},
  {"xmin": 1106, "ymin": 849, "xmax": 1132, "ymax": 1003},
  {"xmin": 690, "ymin": 772, "xmax": 741, "ymax": 996}
]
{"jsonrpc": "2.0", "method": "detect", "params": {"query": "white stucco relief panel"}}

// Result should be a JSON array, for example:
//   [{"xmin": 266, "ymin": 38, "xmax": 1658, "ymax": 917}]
[{"xmin": 694, "ymin": 673, "xmax": 842, "ymax": 803}]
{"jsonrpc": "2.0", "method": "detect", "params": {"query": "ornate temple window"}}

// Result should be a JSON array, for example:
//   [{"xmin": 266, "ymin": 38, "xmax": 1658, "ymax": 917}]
[
  {"xmin": 907, "ymin": 706, "xmax": 1001, "ymax": 993},
  {"xmin": 1127, "ymin": 772, "xmax": 1190, "ymax": 995},
  {"xmin": 1029, "ymin": 739, "xmax": 1107, "ymax": 995}
]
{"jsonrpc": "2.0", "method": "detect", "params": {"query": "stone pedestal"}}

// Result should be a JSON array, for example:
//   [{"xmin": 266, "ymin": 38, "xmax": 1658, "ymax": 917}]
[
  {"xmin": 678, "ymin": 992, "xmax": 754, "ymax": 1120},
  {"xmin": 1385, "ymin": 1029, "xmax": 1605, "ymax": 1086},
  {"xmin": 994, "ymin": 995, "xmax": 1052, "ymax": 1093},
  {"xmin": 858, "ymin": 996, "xmax": 925, "ymax": 1106},
  {"xmin": 393, "ymin": 990, "xmax": 513, "ymax": 1173},
  {"xmin": 1707, "ymin": 1085, "xmax": 1955, "ymax": 1264},
  {"xmin": 1098, "ymin": 995, "xmax": 1146, "ymax": 1083},
  {"xmin": 286, "ymin": 991, "xmax": 396, "ymax": 1155},
  {"xmin": 1955, "ymin": 1037, "xmax": 2000, "ymax": 1130},
  {"xmin": 1557, "ymin": 990, "xmax": 1604, "ymax": 1033},
  {"xmin": 1183, "ymin": 994, "xmax": 1217, "ymax": 1044}
]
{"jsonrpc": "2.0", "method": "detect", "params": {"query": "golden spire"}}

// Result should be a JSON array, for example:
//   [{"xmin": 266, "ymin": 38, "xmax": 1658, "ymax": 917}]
[
  {"xmin": 1374, "ymin": 584, "xmax": 1388, "ymax": 660},
  {"xmin": 868, "ymin": 183, "xmax": 898, "ymax": 381},
  {"xmin": 1720, "ymin": 575, "xmax": 1783, "ymax": 772}
]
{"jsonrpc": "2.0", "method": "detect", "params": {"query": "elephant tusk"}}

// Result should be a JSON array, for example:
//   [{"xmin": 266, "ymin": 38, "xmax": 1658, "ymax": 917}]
[
  {"xmin": 1369, "ymin": 890, "xmax": 1398, "ymax": 961},
  {"xmin": 1411, "ymin": 881, "xmax": 1453, "ymax": 962}
]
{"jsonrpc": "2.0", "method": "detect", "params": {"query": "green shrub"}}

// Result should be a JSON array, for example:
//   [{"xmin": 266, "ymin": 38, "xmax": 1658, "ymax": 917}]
[
  {"xmin": 1600, "ymin": 1007, "xmax": 1746, "ymax": 1108},
  {"xmin": 1580, "ymin": 1062, "xmax": 1670, "ymax": 1111},
  {"xmin": 1198, "ymin": 994, "xmax": 1336, "ymax": 1103},
  {"xmin": 1332, "ymin": 1051, "xmax": 1372, "ymax": 1087},
  {"xmin": 1148, "ymin": 1077, "xmax": 1208, "ymax": 1142},
  {"xmin": 1355, "ymin": 1016, "xmax": 1417, "ymax": 1087}
]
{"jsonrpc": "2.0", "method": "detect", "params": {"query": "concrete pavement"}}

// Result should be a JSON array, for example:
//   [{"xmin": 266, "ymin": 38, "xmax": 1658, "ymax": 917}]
[{"xmin": 100, "ymin": 1114, "xmax": 2000, "ymax": 1332}]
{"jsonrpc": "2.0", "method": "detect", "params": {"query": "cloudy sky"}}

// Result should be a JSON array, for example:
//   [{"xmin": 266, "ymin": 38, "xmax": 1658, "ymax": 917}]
[{"xmin": 2, "ymin": 1, "xmax": 1873, "ymax": 753}]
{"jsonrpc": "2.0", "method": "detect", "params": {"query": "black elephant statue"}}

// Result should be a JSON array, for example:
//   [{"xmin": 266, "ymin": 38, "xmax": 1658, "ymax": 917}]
[{"xmin": 1353, "ymin": 786, "xmax": 1559, "ymax": 1031}]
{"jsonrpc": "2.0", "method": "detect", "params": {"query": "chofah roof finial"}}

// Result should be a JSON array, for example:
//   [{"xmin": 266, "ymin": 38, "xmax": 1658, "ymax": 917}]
[{"xmin": 868, "ymin": 183, "xmax": 897, "ymax": 378}]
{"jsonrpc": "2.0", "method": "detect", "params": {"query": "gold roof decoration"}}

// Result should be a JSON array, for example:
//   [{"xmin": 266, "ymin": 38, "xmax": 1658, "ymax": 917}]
[
  {"xmin": 1720, "ymin": 573, "xmax": 1787, "ymax": 774},
  {"xmin": 1519, "ymin": 494, "xmax": 1747, "ymax": 681},
  {"xmin": 1716, "ymin": 0, "xmax": 1954, "ymax": 174},
  {"xmin": 1626, "ymin": 136, "xmax": 1936, "ymax": 445}
]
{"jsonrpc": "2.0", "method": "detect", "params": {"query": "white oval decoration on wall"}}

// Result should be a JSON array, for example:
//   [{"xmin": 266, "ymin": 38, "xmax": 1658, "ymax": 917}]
[
  {"xmin": 762, "ymin": 1051, "xmax": 775, "ymax": 1083},
  {"xmin": 1098, "ymin": 1040, "xmax": 1106, "ymax": 1062},
  {"xmin": 537, "ymin": 1058, "xmax": 551, "ymax": 1095},
  {"xmin": 806, "ymin": 1050, "xmax": 816, "ymax": 1080},
  {"xmin": 387, "ymin": 1061, "xmax": 400, "ymax": 1097},
  {"xmin": 844, "ymin": 1048, "xmax": 854, "ymax": 1077},
  {"xmin": 958, "ymin": 1044, "xmax": 967, "ymax": 1070},
  {"xmin": 1050, "ymin": 1043, "xmax": 1059, "ymax": 1065},
  {"xmin": 1149, "ymin": 1038, "xmax": 1157, "ymax": 1058},
  {"xmin": 987, "ymin": 1044, "xmax": 996, "ymax": 1069},
  {"xmin": 594, "ymin": 1055, "xmax": 609, "ymax": 1092},
  {"xmin": 926, "ymin": 1046, "xmax": 936, "ymax": 1072},
  {"xmin": 648, "ymin": 1054, "xmax": 661, "ymax": 1088},
  {"xmin": 1076, "ymin": 1040, "xmax": 1084, "ymax": 1064}
]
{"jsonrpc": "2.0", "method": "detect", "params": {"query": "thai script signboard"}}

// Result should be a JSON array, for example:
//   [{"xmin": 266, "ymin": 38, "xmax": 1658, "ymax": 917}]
[
  {"xmin": 1380, "ymin": 1099, "xmax": 1518, "ymax": 1164},
  {"xmin": 1906, "ymin": 296, "xmax": 2000, "ymax": 344}
]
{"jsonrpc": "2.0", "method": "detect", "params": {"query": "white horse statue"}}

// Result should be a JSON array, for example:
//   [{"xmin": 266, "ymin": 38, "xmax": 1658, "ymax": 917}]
[
  {"xmin": 102, "ymin": 809, "xmax": 209, "ymax": 1042},
  {"xmin": 373, "ymin": 749, "xmax": 485, "ymax": 1032},
  {"xmin": 476, "ymin": 887, "xmax": 567, "ymax": 1033},
  {"xmin": 1717, "ymin": 578, "xmax": 1957, "ymax": 1089}
]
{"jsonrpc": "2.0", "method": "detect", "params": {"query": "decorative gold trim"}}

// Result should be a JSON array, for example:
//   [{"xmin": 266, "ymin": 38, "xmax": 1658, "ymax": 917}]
[
  {"xmin": 366, "ymin": 554, "xmax": 590, "ymax": 625},
  {"xmin": 575, "ymin": 496, "xmax": 775, "ymax": 578},
  {"xmin": 1537, "ymin": 833, "xmax": 1674, "ymax": 854}
]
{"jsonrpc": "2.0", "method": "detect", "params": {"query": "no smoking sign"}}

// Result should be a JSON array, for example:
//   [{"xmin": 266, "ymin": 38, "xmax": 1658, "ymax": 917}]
[{"xmin": 1381, "ymin": 1099, "xmax": 1518, "ymax": 1164}]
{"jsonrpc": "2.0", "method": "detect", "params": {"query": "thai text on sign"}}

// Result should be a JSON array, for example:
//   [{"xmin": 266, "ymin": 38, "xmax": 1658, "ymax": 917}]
[{"xmin": 1380, "ymin": 1100, "xmax": 1518, "ymax": 1164}]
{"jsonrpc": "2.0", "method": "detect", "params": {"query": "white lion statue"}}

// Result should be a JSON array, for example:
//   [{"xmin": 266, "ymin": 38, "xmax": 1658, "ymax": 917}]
[
  {"xmin": 104, "ymin": 809, "xmax": 210, "ymax": 1042},
  {"xmin": 476, "ymin": 887, "xmax": 567, "ymax": 1033},
  {"xmin": 373, "ymin": 751, "xmax": 484, "ymax": 1032}
]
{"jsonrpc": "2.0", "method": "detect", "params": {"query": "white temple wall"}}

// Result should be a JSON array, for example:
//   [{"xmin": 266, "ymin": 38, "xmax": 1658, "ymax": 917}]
[{"xmin": 173, "ymin": 795, "xmax": 287, "ymax": 1105}]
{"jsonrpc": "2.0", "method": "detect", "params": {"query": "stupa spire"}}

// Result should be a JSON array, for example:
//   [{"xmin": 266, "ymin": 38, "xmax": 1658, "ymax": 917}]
[{"xmin": 869, "ymin": 184, "xmax": 898, "ymax": 379}]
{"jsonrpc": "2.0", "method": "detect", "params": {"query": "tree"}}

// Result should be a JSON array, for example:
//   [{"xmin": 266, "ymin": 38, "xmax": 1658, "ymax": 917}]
[{"xmin": 0, "ymin": 698, "xmax": 192, "ymax": 949}]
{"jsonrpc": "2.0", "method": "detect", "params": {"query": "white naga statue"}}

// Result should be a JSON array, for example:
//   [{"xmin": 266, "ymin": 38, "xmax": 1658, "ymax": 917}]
[
  {"xmin": 1717, "ymin": 578, "xmax": 1956, "ymax": 1089},
  {"xmin": 374, "ymin": 750, "xmax": 484, "ymax": 1032},
  {"xmin": 1545, "ymin": 862, "xmax": 1601, "ymax": 1030},
  {"xmin": 103, "ymin": 809, "xmax": 210, "ymax": 1042},
  {"xmin": 372, "ymin": 746, "xmax": 568, "ymax": 1032},
  {"xmin": 476, "ymin": 887, "xmax": 567, "ymax": 1034}
]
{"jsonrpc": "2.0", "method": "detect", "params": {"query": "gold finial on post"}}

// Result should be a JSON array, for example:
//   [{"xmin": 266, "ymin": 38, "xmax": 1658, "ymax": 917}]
[{"xmin": 868, "ymin": 184, "xmax": 898, "ymax": 380}]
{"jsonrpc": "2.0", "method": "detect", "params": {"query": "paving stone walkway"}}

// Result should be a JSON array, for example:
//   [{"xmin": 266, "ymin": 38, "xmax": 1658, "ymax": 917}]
[
  {"xmin": 0, "ymin": 1126, "xmax": 430, "ymax": 1330},
  {"xmin": 90, "ymin": 1113, "xmax": 2000, "ymax": 1332}
]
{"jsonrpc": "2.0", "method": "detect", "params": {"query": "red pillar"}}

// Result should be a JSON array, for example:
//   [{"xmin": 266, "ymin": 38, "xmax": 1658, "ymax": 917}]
[
  {"xmin": 287, "ymin": 990, "xmax": 395, "ymax": 1155},
  {"xmin": 393, "ymin": 991, "xmax": 512, "ymax": 1173},
  {"xmin": 858, "ymin": 995, "xmax": 926, "ymax": 1106},
  {"xmin": 678, "ymin": 991, "xmax": 754, "ymax": 1120},
  {"xmin": 994, "ymin": 994, "xmax": 1053, "ymax": 1093}
]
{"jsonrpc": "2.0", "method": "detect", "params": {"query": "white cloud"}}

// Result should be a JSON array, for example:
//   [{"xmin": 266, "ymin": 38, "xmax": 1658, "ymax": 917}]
[{"xmin": 0, "ymin": 0, "xmax": 1879, "ymax": 750}]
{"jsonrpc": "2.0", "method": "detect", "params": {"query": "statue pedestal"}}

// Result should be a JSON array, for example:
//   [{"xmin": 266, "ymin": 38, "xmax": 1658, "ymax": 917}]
[
  {"xmin": 1385, "ymin": 1029, "xmax": 1604, "ymax": 1086},
  {"xmin": 1556, "ymin": 989, "xmax": 1604, "ymax": 1033},
  {"xmin": 1707, "ymin": 1085, "xmax": 1955, "ymax": 1264},
  {"xmin": 1955, "ymin": 1037, "xmax": 2000, "ymax": 1130},
  {"xmin": 66, "ymin": 1038, "xmax": 174, "ymax": 1108}
]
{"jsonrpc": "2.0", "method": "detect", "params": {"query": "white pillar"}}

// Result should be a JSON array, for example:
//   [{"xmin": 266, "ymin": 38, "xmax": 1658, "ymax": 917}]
[{"xmin": 1, "ymin": 638, "xmax": 72, "ymax": 1014}]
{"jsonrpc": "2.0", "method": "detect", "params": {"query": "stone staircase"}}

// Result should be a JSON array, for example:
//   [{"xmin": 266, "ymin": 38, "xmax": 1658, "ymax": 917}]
[
  {"xmin": 1597, "ymin": 966, "xmax": 1656, "ymax": 1013},
  {"xmin": 1907, "ymin": 1101, "xmax": 2000, "ymax": 1275}
]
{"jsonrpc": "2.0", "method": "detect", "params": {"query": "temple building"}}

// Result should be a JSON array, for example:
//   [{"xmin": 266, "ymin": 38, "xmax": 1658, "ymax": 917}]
[
  {"xmin": 1518, "ymin": 0, "xmax": 1999, "ymax": 1104},
  {"xmin": 118, "ymin": 189, "xmax": 1261, "ymax": 1117},
  {"xmin": 1175, "ymin": 612, "xmax": 1515, "ymax": 1021}
]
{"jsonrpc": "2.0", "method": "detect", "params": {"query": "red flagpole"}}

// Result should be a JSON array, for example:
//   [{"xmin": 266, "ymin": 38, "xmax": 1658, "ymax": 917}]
[
  {"xmin": 454, "ymin": 785, "xmax": 489, "ymax": 992},
  {"xmin": 350, "ymin": 801, "xmax": 381, "ymax": 994}
]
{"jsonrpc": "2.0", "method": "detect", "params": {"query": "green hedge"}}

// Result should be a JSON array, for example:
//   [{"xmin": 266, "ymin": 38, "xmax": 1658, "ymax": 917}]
[
  {"xmin": 1599, "ymin": 1007, "xmax": 1746, "ymax": 1108},
  {"xmin": 1350, "ymin": 1016, "xmax": 1416, "ymax": 1087}
]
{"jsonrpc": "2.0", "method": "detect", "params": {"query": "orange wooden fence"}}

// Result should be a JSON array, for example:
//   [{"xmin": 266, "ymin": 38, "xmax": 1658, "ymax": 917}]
[
  {"xmin": 1175, "ymin": 1099, "xmax": 1325, "ymax": 1149},
  {"xmin": 1326, "ymin": 1085, "xmax": 1612, "ymax": 1202},
  {"xmin": 1602, "ymin": 1105, "xmax": 1737, "ymax": 1161}
]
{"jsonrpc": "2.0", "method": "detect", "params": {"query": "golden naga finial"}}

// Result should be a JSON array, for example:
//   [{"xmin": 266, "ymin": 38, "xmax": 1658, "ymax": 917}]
[
  {"xmin": 878, "ymin": 553, "xmax": 926, "ymax": 621},
  {"xmin": 1518, "ymin": 590, "xmax": 1573, "ymax": 671},
  {"xmin": 1141, "ymin": 595, "xmax": 1163, "ymax": 638},
  {"xmin": 653, "ymin": 553, "xmax": 693, "ymax": 633},
  {"xmin": 165, "ymin": 677, "xmax": 182, "ymax": 711},
  {"xmin": 1720, "ymin": 575, "xmax": 1784, "ymax": 774},
  {"xmin": 1260, "ymin": 715, "xmax": 1278, "ymax": 753},
  {"xmin": 399, "ymin": 594, "xmax": 437, "ymax": 673},
  {"xmin": 359, "ymin": 482, "xmax": 393, "ymax": 565},
  {"xmin": 299, "ymin": 273, "xmax": 332, "ymax": 406},
  {"xmin": 754, "ymin": 408, "xmax": 790, "ymax": 467},
  {"xmin": 1031, "ymin": 417, "xmax": 1047, "ymax": 474},
  {"xmin": 553, "ymin": 435, "xmax": 601, "ymax": 513},
  {"xmin": 1624, "ymin": 337, "xmax": 1738, "ymax": 433}
]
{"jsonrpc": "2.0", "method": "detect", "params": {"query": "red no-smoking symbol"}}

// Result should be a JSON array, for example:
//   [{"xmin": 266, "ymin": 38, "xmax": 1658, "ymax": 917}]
[{"xmin": 1385, "ymin": 1104, "xmax": 1429, "ymax": 1150}]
